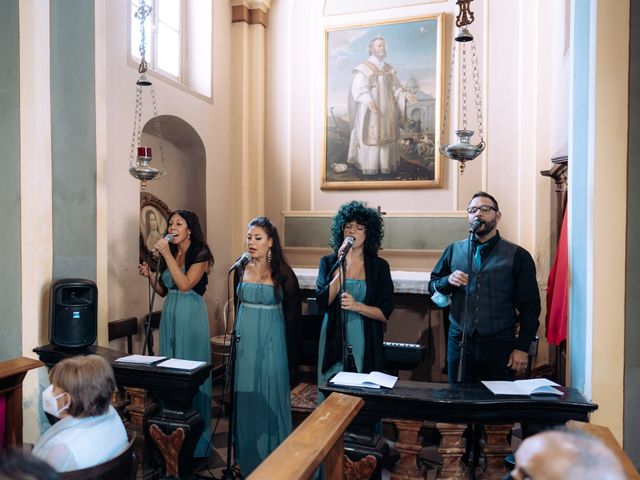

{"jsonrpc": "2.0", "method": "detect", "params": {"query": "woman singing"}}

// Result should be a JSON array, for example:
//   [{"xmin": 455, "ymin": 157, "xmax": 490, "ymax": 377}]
[
  {"xmin": 138, "ymin": 209, "xmax": 214, "ymax": 458},
  {"xmin": 232, "ymin": 216, "xmax": 301, "ymax": 475},
  {"xmin": 316, "ymin": 201, "xmax": 394, "ymax": 400}
]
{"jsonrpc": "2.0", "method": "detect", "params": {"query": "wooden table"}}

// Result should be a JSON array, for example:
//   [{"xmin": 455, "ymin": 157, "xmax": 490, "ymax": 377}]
[{"xmin": 321, "ymin": 380, "xmax": 597, "ymax": 479}]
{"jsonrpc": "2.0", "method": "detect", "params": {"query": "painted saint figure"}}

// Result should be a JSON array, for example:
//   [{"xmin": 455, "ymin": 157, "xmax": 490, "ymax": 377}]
[{"xmin": 347, "ymin": 36, "xmax": 414, "ymax": 175}]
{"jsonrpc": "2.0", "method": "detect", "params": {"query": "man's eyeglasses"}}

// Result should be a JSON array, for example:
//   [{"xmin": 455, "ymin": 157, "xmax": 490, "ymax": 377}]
[{"xmin": 467, "ymin": 205, "xmax": 497, "ymax": 214}]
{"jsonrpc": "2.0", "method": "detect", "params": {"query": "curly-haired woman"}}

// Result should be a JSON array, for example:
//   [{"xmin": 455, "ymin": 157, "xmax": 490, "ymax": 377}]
[{"xmin": 315, "ymin": 201, "xmax": 394, "ymax": 400}]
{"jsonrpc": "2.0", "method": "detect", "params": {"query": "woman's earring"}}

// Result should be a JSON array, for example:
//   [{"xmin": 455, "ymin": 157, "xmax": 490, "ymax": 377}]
[{"xmin": 267, "ymin": 247, "xmax": 272, "ymax": 267}]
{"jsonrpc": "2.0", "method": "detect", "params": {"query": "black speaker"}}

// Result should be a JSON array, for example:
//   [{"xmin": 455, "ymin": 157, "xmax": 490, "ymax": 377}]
[{"xmin": 50, "ymin": 279, "xmax": 98, "ymax": 348}]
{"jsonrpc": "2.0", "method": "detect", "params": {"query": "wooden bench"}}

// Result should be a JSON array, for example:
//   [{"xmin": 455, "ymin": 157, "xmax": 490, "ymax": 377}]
[
  {"xmin": 566, "ymin": 420, "xmax": 640, "ymax": 479},
  {"xmin": 248, "ymin": 392, "xmax": 368, "ymax": 480},
  {"xmin": 0, "ymin": 357, "xmax": 43, "ymax": 448}
]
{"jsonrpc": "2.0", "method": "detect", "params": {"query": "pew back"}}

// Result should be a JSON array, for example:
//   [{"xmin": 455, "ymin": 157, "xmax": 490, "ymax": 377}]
[{"xmin": 248, "ymin": 392, "xmax": 363, "ymax": 480}]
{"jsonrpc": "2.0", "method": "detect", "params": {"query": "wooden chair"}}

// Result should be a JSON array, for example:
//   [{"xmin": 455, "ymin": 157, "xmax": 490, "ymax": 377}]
[
  {"xmin": 107, "ymin": 317, "xmax": 139, "ymax": 354},
  {"xmin": 59, "ymin": 432, "xmax": 137, "ymax": 480}
]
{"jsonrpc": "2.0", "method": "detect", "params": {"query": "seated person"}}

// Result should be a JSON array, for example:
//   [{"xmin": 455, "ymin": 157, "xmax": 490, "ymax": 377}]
[
  {"xmin": 0, "ymin": 450, "xmax": 59, "ymax": 479},
  {"xmin": 505, "ymin": 429, "xmax": 626, "ymax": 480},
  {"xmin": 32, "ymin": 355, "xmax": 127, "ymax": 472}
]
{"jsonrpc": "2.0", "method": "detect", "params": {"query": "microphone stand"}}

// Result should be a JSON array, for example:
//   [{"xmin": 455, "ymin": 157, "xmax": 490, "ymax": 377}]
[
  {"xmin": 142, "ymin": 253, "xmax": 164, "ymax": 356},
  {"xmin": 219, "ymin": 266, "xmax": 245, "ymax": 480},
  {"xmin": 456, "ymin": 229, "xmax": 475, "ymax": 383},
  {"xmin": 339, "ymin": 254, "xmax": 357, "ymax": 373}
]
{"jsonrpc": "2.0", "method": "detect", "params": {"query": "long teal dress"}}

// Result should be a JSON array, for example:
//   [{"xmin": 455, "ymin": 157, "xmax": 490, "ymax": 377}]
[
  {"xmin": 159, "ymin": 268, "xmax": 212, "ymax": 458},
  {"xmin": 233, "ymin": 282, "xmax": 292, "ymax": 475},
  {"xmin": 317, "ymin": 279, "xmax": 367, "ymax": 402}
]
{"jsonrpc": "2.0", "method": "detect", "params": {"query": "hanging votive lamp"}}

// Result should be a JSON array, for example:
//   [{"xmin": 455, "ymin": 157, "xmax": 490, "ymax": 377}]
[
  {"xmin": 439, "ymin": 0, "xmax": 486, "ymax": 174},
  {"xmin": 128, "ymin": 0, "xmax": 166, "ymax": 190}
]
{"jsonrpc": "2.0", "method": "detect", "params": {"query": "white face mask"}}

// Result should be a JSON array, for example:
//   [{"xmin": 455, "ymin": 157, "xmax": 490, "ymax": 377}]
[
  {"xmin": 431, "ymin": 288, "xmax": 451, "ymax": 308},
  {"xmin": 42, "ymin": 384, "xmax": 69, "ymax": 418}
]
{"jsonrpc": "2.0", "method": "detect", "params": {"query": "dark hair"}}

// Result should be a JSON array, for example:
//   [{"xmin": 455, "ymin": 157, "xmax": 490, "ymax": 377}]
[
  {"xmin": 168, "ymin": 209, "xmax": 214, "ymax": 270},
  {"xmin": 330, "ymin": 201, "xmax": 384, "ymax": 256},
  {"xmin": 49, "ymin": 355, "xmax": 115, "ymax": 418},
  {"xmin": 247, "ymin": 216, "xmax": 289, "ymax": 297},
  {"xmin": 0, "ymin": 451, "xmax": 59, "ymax": 480},
  {"xmin": 470, "ymin": 191, "xmax": 500, "ymax": 211}
]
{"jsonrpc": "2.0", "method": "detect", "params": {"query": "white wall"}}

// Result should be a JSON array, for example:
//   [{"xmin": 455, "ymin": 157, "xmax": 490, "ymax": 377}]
[
  {"xmin": 266, "ymin": 0, "xmax": 569, "ymax": 272},
  {"xmin": 100, "ymin": 0, "xmax": 234, "ymax": 337}
]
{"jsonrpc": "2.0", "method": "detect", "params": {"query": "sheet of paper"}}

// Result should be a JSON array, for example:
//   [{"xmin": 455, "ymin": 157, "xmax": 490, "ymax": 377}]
[
  {"xmin": 156, "ymin": 358, "xmax": 206, "ymax": 370},
  {"xmin": 368, "ymin": 371, "xmax": 398, "ymax": 388},
  {"xmin": 329, "ymin": 371, "xmax": 398, "ymax": 389},
  {"xmin": 482, "ymin": 379, "xmax": 562, "ymax": 396},
  {"xmin": 115, "ymin": 355, "xmax": 166, "ymax": 364}
]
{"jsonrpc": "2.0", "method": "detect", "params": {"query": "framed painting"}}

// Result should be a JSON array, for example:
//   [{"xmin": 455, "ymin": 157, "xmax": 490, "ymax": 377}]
[
  {"xmin": 139, "ymin": 192, "xmax": 171, "ymax": 271},
  {"xmin": 322, "ymin": 14, "xmax": 444, "ymax": 190}
]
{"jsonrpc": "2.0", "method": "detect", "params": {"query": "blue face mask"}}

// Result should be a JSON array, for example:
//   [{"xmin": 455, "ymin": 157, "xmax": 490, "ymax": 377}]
[{"xmin": 431, "ymin": 288, "xmax": 451, "ymax": 308}]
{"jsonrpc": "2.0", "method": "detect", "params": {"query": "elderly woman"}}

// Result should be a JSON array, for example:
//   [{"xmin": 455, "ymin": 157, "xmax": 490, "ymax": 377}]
[
  {"xmin": 315, "ymin": 201, "xmax": 394, "ymax": 400},
  {"xmin": 32, "ymin": 355, "xmax": 127, "ymax": 472}
]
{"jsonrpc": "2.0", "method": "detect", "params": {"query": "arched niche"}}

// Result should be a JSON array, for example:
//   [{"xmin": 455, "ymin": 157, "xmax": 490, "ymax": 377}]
[{"xmin": 139, "ymin": 115, "xmax": 207, "ymax": 235}]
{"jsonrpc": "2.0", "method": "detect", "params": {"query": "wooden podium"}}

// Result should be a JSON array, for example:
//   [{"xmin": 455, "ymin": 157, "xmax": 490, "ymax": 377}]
[
  {"xmin": 33, "ymin": 344, "xmax": 210, "ymax": 479},
  {"xmin": 321, "ymin": 380, "xmax": 597, "ymax": 480},
  {"xmin": 0, "ymin": 357, "xmax": 43, "ymax": 449}
]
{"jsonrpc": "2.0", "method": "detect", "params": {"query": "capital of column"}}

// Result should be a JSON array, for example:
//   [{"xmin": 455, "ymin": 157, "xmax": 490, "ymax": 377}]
[{"xmin": 230, "ymin": 0, "xmax": 270, "ymax": 26}]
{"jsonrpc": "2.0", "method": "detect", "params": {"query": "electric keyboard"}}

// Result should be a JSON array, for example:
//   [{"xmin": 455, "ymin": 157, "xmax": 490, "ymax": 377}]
[{"xmin": 383, "ymin": 342, "xmax": 426, "ymax": 370}]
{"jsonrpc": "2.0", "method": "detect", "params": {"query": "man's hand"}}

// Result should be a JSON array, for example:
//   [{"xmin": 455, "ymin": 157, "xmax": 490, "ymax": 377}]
[
  {"xmin": 447, "ymin": 270, "xmax": 469, "ymax": 287},
  {"xmin": 508, "ymin": 349, "xmax": 529, "ymax": 373}
]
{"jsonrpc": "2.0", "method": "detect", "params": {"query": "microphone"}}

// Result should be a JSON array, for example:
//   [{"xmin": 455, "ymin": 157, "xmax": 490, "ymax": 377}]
[
  {"xmin": 469, "ymin": 220, "xmax": 483, "ymax": 233},
  {"xmin": 337, "ymin": 236, "xmax": 355, "ymax": 261},
  {"xmin": 151, "ymin": 233, "xmax": 174, "ymax": 253},
  {"xmin": 229, "ymin": 252, "xmax": 252, "ymax": 272}
]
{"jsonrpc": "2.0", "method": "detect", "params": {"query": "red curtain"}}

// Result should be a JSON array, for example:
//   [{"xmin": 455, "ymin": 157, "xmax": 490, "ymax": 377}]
[{"xmin": 546, "ymin": 210, "xmax": 568, "ymax": 345}]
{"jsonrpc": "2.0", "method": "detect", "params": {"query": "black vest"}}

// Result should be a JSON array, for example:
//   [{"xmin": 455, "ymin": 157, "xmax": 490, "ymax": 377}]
[{"xmin": 449, "ymin": 237, "xmax": 519, "ymax": 336}]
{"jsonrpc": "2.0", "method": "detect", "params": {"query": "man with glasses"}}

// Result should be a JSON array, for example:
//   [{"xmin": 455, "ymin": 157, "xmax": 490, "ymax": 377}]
[{"xmin": 428, "ymin": 191, "xmax": 540, "ymax": 383}]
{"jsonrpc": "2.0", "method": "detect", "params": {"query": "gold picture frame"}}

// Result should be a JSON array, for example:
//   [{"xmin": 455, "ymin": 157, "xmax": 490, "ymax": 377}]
[
  {"xmin": 322, "ymin": 14, "xmax": 445, "ymax": 190},
  {"xmin": 139, "ymin": 192, "xmax": 171, "ymax": 271}
]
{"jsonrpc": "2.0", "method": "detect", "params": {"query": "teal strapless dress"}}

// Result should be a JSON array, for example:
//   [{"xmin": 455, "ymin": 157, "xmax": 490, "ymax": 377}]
[
  {"xmin": 233, "ymin": 282, "xmax": 292, "ymax": 475},
  {"xmin": 159, "ymin": 268, "xmax": 212, "ymax": 458},
  {"xmin": 317, "ymin": 279, "xmax": 367, "ymax": 403}
]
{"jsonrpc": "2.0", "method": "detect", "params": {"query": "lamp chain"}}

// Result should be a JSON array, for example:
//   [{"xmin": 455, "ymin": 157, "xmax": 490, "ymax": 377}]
[
  {"xmin": 129, "ymin": 84, "xmax": 145, "ymax": 169},
  {"xmin": 150, "ymin": 85, "xmax": 166, "ymax": 169},
  {"xmin": 135, "ymin": 1, "xmax": 152, "ymax": 73},
  {"xmin": 460, "ymin": 41, "xmax": 468, "ymax": 132},
  {"xmin": 471, "ymin": 40, "xmax": 484, "ymax": 142},
  {"xmin": 440, "ymin": 37, "xmax": 457, "ymax": 146}
]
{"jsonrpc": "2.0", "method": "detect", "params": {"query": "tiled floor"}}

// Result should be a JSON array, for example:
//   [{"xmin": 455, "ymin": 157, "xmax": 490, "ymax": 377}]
[{"xmin": 192, "ymin": 398, "xmax": 232, "ymax": 479}]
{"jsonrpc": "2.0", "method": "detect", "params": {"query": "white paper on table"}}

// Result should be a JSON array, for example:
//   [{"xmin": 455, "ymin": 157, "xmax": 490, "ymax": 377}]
[
  {"xmin": 156, "ymin": 358, "xmax": 206, "ymax": 370},
  {"xmin": 330, "ymin": 371, "xmax": 398, "ymax": 389},
  {"xmin": 115, "ymin": 355, "xmax": 166, "ymax": 364}
]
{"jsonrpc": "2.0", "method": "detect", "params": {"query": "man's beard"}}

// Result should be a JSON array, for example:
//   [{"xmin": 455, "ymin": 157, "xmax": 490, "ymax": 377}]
[{"xmin": 472, "ymin": 218, "xmax": 497, "ymax": 236}]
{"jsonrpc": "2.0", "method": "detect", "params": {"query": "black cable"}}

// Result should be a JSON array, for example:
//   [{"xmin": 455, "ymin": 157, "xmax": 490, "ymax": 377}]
[
  {"xmin": 213, "ymin": 266, "xmax": 245, "ymax": 480},
  {"xmin": 142, "ymin": 252, "xmax": 164, "ymax": 356}
]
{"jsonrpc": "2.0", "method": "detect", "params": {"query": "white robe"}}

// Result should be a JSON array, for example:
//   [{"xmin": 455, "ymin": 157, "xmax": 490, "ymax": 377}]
[{"xmin": 347, "ymin": 56, "xmax": 407, "ymax": 175}]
